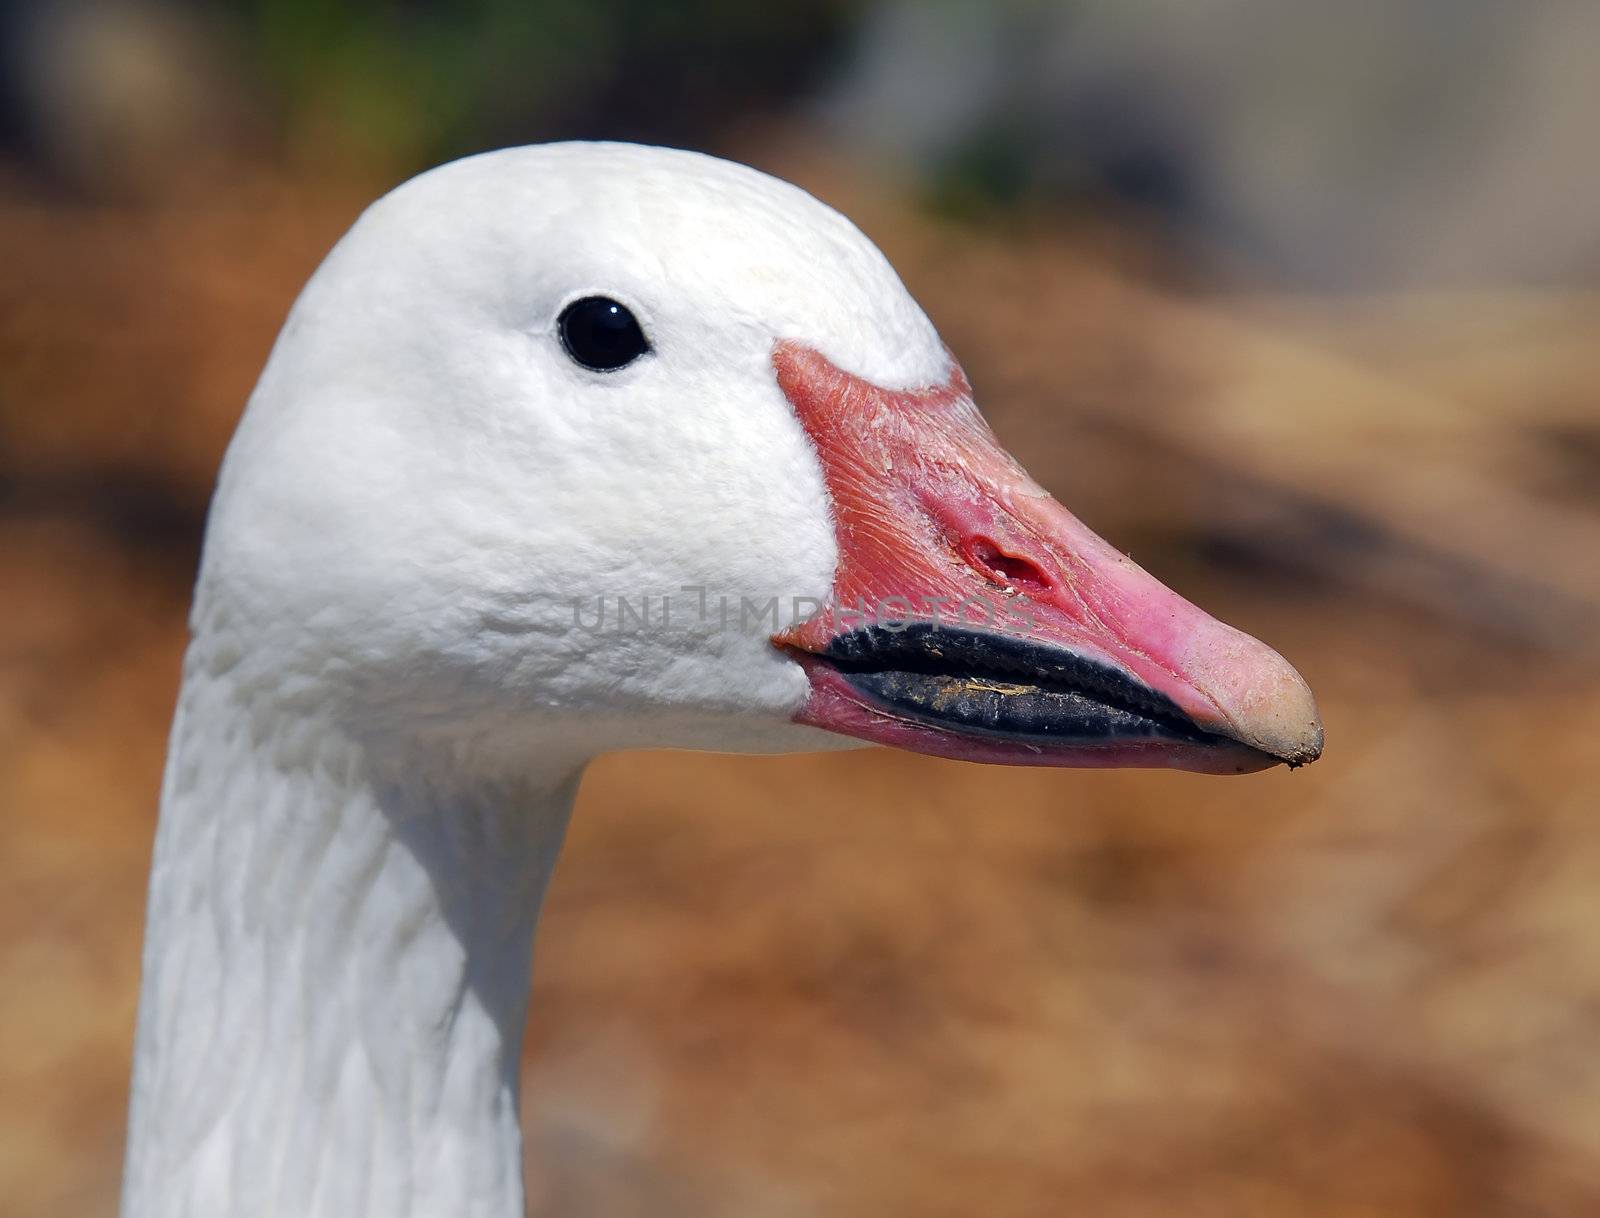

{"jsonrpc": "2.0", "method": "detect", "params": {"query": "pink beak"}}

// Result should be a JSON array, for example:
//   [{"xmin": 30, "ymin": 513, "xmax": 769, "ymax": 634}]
[{"xmin": 771, "ymin": 342, "xmax": 1323, "ymax": 775}]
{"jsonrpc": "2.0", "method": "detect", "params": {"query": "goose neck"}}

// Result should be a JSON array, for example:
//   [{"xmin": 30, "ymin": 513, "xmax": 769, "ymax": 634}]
[{"xmin": 121, "ymin": 659, "xmax": 581, "ymax": 1218}]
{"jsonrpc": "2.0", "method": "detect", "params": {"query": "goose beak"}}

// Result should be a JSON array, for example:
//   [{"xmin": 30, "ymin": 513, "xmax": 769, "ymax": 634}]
[{"xmin": 771, "ymin": 342, "xmax": 1323, "ymax": 775}]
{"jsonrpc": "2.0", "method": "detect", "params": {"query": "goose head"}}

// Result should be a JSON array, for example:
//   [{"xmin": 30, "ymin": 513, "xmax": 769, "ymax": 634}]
[{"xmin": 202, "ymin": 142, "xmax": 1321, "ymax": 778}]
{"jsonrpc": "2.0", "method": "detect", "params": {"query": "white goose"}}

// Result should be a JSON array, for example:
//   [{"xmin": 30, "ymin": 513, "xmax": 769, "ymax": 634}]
[{"xmin": 120, "ymin": 142, "xmax": 1322, "ymax": 1218}]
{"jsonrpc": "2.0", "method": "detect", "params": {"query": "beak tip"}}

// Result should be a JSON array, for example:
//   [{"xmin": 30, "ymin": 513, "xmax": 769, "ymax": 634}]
[
  {"xmin": 1234, "ymin": 669, "xmax": 1324, "ymax": 769},
  {"xmin": 1184, "ymin": 628, "xmax": 1323, "ymax": 770}
]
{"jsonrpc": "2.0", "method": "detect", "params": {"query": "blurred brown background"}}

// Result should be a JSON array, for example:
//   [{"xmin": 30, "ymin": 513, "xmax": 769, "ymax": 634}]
[{"xmin": 3, "ymin": 2, "xmax": 1599, "ymax": 1216}]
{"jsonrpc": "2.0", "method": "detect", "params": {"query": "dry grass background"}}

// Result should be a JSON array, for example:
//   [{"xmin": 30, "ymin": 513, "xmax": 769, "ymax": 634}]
[{"xmin": 2, "ymin": 131, "xmax": 1598, "ymax": 1217}]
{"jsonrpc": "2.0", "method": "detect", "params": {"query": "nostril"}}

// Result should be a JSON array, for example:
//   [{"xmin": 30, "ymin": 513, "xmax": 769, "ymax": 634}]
[{"xmin": 964, "ymin": 537, "xmax": 1054, "ymax": 595}]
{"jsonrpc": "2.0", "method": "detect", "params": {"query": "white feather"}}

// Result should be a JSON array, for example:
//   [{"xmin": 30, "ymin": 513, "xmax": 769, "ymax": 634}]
[{"xmin": 122, "ymin": 142, "xmax": 950, "ymax": 1218}]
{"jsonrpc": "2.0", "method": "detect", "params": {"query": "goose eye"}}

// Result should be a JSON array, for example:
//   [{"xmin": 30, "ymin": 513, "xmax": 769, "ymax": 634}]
[{"xmin": 558, "ymin": 296, "xmax": 649, "ymax": 372}]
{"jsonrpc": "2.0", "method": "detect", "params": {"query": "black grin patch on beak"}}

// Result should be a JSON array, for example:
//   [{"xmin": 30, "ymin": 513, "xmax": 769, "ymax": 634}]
[{"xmin": 818, "ymin": 623, "xmax": 1229, "ymax": 746}]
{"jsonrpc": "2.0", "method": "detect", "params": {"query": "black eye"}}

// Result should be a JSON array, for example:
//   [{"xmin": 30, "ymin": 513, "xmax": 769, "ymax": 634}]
[{"xmin": 558, "ymin": 296, "xmax": 649, "ymax": 372}]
